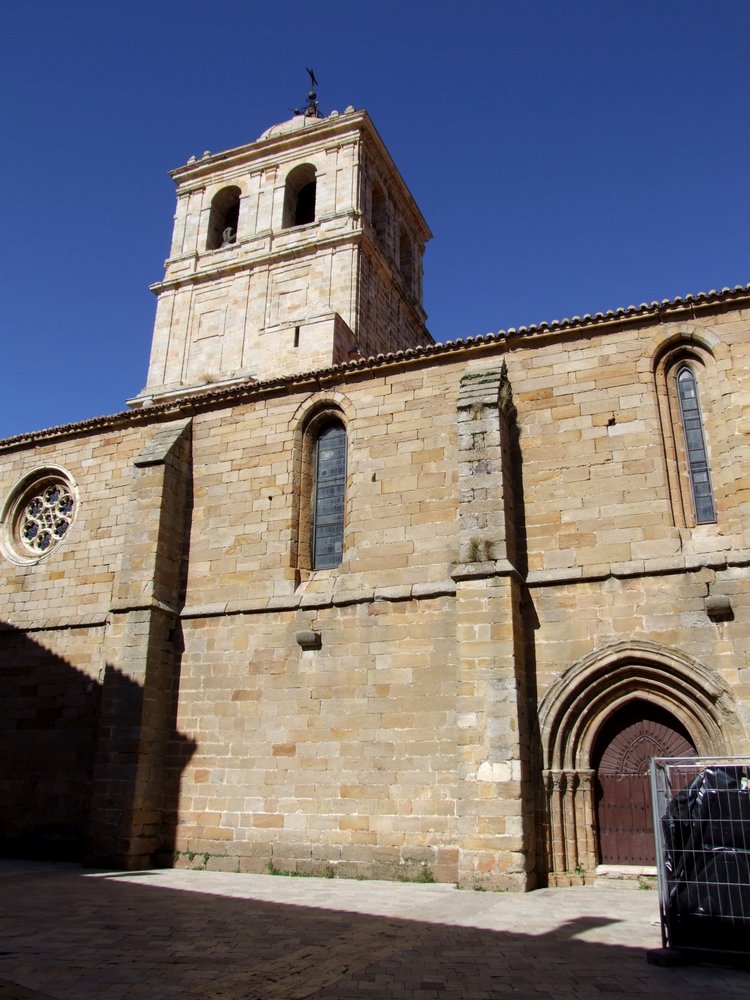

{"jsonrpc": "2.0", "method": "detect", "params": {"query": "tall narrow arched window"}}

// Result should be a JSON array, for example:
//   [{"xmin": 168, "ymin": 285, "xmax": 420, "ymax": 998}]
[
  {"xmin": 676, "ymin": 366, "xmax": 716, "ymax": 523},
  {"xmin": 653, "ymin": 341, "xmax": 719, "ymax": 530},
  {"xmin": 206, "ymin": 186, "xmax": 241, "ymax": 250},
  {"xmin": 311, "ymin": 421, "xmax": 347, "ymax": 569},
  {"xmin": 283, "ymin": 163, "xmax": 317, "ymax": 228},
  {"xmin": 399, "ymin": 226, "xmax": 414, "ymax": 292},
  {"xmin": 371, "ymin": 180, "xmax": 388, "ymax": 252}
]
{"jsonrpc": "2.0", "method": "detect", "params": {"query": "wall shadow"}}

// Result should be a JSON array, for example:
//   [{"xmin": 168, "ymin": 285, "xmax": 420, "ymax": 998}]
[
  {"xmin": 500, "ymin": 371, "xmax": 546, "ymax": 885},
  {"xmin": 0, "ymin": 623, "xmax": 195, "ymax": 865}
]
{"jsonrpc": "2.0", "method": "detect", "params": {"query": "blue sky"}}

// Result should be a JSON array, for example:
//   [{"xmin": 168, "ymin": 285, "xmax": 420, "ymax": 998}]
[{"xmin": 2, "ymin": 2, "xmax": 748, "ymax": 439}]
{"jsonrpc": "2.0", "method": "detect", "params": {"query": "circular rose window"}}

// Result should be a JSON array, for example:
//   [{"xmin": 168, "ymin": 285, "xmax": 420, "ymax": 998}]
[{"xmin": 1, "ymin": 467, "xmax": 79, "ymax": 564}]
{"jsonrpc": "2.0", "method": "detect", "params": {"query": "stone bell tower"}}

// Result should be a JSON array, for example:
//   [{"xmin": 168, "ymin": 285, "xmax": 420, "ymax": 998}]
[{"xmin": 130, "ymin": 105, "xmax": 432, "ymax": 407}]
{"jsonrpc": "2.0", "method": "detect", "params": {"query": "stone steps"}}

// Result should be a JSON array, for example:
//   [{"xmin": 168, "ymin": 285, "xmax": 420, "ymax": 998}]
[{"xmin": 594, "ymin": 864, "xmax": 658, "ymax": 889}]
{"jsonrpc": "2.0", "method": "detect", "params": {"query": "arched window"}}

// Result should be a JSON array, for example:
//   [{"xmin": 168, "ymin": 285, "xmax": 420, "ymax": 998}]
[
  {"xmin": 653, "ymin": 341, "xmax": 718, "ymax": 529},
  {"xmin": 371, "ymin": 180, "xmax": 388, "ymax": 251},
  {"xmin": 311, "ymin": 421, "xmax": 347, "ymax": 569},
  {"xmin": 676, "ymin": 365, "xmax": 716, "ymax": 523},
  {"xmin": 283, "ymin": 164, "xmax": 317, "ymax": 228},
  {"xmin": 398, "ymin": 226, "xmax": 414, "ymax": 292},
  {"xmin": 206, "ymin": 186, "xmax": 241, "ymax": 250}
]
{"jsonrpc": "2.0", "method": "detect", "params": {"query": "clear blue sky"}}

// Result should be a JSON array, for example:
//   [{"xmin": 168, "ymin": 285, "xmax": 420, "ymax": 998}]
[{"xmin": 2, "ymin": 2, "xmax": 748, "ymax": 439}]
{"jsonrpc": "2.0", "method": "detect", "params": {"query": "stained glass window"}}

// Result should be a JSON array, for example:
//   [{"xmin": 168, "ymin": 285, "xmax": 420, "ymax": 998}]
[
  {"xmin": 312, "ymin": 422, "xmax": 347, "ymax": 569},
  {"xmin": 677, "ymin": 367, "xmax": 716, "ymax": 524},
  {"xmin": 18, "ymin": 481, "xmax": 76, "ymax": 555},
  {"xmin": 2, "ymin": 470, "xmax": 79, "ymax": 564}
]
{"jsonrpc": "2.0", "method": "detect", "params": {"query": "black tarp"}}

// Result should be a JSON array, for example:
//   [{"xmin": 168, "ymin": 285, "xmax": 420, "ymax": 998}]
[{"xmin": 662, "ymin": 765, "xmax": 750, "ymax": 952}]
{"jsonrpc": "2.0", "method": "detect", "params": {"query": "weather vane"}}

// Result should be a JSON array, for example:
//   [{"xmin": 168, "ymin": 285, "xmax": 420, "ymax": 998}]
[{"xmin": 293, "ymin": 68, "xmax": 322, "ymax": 119}]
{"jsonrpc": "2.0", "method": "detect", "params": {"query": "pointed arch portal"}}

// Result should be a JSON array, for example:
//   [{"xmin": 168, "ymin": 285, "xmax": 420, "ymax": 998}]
[
  {"xmin": 594, "ymin": 701, "xmax": 695, "ymax": 864},
  {"xmin": 537, "ymin": 641, "xmax": 741, "ymax": 882}
]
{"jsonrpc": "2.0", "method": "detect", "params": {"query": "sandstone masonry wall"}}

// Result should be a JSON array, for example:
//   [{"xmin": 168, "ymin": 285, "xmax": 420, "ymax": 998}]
[{"xmin": 1, "ymin": 300, "xmax": 748, "ymax": 886}]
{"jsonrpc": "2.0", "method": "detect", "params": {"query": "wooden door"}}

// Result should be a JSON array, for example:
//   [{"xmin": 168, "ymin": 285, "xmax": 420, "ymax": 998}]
[{"xmin": 595, "ymin": 705, "xmax": 695, "ymax": 865}]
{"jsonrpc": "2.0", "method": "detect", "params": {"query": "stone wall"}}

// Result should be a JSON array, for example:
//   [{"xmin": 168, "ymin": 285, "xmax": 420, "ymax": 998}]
[
  {"xmin": 173, "ymin": 595, "xmax": 460, "ymax": 882},
  {"xmin": 1, "ymin": 297, "xmax": 749, "ymax": 887},
  {"xmin": 0, "ymin": 625, "xmax": 103, "ymax": 859}
]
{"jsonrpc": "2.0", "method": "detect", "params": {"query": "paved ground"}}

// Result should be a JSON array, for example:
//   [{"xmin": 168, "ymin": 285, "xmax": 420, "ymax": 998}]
[{"xmin": 0, "ymin": 861, "xmax": 747, "ymax": 999}]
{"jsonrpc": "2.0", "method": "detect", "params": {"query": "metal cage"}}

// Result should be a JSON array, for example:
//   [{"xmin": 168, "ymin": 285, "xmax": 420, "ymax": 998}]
[{"xmin": 650, "ymin": 757, "xmax": 750, "ymax": 959}]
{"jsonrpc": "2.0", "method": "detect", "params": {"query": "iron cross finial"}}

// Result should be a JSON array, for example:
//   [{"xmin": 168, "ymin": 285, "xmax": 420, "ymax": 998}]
[{"xmin": 293, "ymin": 69, "xmax": 322, "ymax": 119}]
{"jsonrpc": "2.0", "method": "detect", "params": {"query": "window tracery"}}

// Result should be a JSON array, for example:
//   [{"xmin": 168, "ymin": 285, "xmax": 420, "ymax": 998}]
[
  {"xmin": 1, "ymin": 467, "xmax": 79, "ymax": 564},
  {"xmin": 19, "ymin": 482, "xmax": 75, "ymax": 554}
]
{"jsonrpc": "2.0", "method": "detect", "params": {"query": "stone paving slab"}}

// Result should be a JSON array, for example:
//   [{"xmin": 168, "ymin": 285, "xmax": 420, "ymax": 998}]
[{"xmin": 0, "ymin": 861, "xmax": 747, "ymax": 999}]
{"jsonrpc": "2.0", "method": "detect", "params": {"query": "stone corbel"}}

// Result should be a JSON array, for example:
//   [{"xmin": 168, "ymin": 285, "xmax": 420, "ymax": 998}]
[{"xmin": 296, "ymin": 629, "xmax": 322, "ymax": 650}]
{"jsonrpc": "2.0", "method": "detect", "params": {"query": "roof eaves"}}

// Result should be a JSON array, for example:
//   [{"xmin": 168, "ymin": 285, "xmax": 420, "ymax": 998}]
[{"xmin": 2, "ymin": 282, "xmax": 748, "ymax": 451}]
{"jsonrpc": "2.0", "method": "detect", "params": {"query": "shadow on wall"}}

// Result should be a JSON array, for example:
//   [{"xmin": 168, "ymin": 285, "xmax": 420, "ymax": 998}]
[
  {"xmin": 500, "ymin": 374, "xmax": 546, "ymax": 883},
  {"xmin": 0, "ymin": 622, "xmax": 196, "ymax": 865}
]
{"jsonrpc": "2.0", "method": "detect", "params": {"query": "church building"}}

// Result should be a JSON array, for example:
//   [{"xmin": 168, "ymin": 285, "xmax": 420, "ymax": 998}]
[{"xmin": 1, "ymin": 102, "xmax": 749, "ymax": 890}]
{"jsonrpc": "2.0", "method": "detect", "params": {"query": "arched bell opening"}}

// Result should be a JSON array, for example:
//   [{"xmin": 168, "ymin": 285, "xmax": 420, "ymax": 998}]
[
  {"xmin": 206, "ymin": 186, "xmax": 241, "ymax": 250},
  {"xmin": 282, "ymin": 164, "xmax": 317, "ymax": 229}
]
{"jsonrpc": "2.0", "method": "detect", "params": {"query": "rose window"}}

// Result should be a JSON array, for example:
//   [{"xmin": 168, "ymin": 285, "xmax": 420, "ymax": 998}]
[
  {"xmin": 19, "ymin": 483, "xmax": 76, "ymax": 555},
  {"xmin": 1, "ymin": 467, "xmax": 79, "ymax": 564}
]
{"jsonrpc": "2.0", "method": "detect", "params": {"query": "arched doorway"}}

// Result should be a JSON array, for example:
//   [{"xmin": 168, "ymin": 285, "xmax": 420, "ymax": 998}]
[
  {"xmin": 537, "ymin": 640, "xmax": 743, "ymax": 884},
  {"xmin": 593, "ymin": 700, "xmax": 696, "ymax": 865}
]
